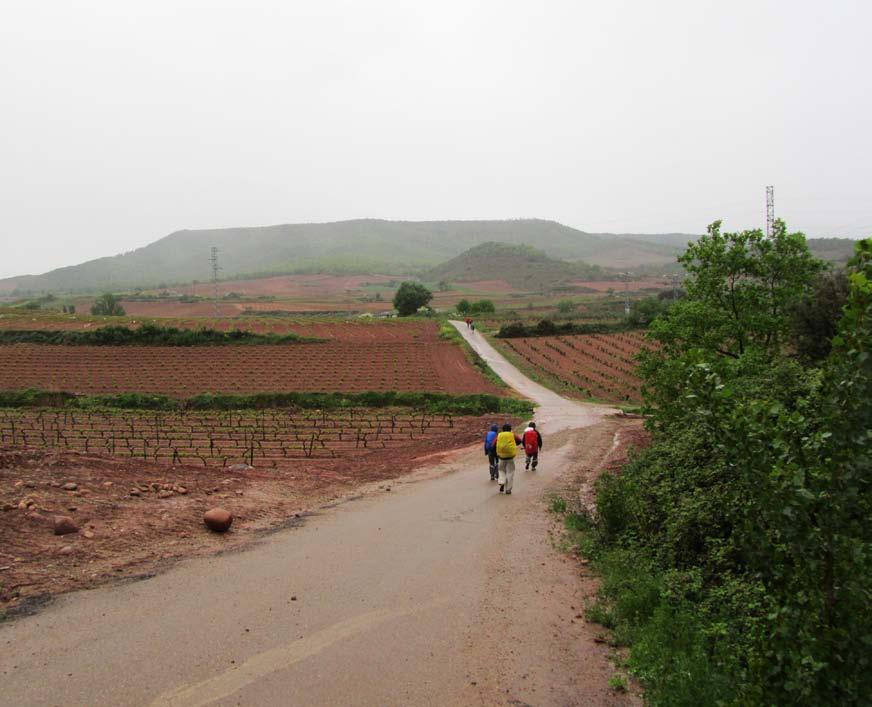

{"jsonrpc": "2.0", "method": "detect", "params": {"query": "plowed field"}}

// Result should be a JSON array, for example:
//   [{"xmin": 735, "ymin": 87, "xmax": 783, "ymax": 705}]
[
  {"xmin": 500, "ymin": 331, "xmax": 654, "ymax": 403},
  {"xmin": 0, "ymin": 340, "xmax": 500, "ymax": 396}
]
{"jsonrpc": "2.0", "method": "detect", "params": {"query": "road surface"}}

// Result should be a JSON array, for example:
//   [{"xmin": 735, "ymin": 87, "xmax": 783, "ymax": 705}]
[{"xmin": 0, "ymin": 322, "xmax": 632, "ymax": 706}]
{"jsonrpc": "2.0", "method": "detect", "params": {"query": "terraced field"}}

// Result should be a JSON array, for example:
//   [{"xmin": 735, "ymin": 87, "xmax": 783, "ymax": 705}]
[{"xmin": 499, "ymin": 331, "xmax": 654, "ymax": 403}]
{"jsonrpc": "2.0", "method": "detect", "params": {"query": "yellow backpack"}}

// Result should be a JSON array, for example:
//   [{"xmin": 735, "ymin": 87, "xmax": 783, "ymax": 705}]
[{"xmin": 496, "ymin": 431, "xmax": 518, "ymax": 458}]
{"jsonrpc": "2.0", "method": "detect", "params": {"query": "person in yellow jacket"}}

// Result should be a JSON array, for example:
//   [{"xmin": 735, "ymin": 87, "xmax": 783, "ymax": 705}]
[{"xmin": 495, "ymin": 423, "xmax": 523, "ymax": 495}]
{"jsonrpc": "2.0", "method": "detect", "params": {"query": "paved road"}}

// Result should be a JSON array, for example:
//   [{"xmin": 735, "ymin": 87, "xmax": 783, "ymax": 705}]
[{"xmin": 0, "ymin": 323, "xmax": 621, "ymax": 707}]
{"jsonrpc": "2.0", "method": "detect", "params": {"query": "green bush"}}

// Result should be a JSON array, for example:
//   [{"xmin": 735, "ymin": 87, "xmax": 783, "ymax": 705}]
[
  {"xmin": 579, "ymin": 225, "xmax": 871, "ymax": 705},
  {"xmin": 0, "ymin": 324, "xmax": 317, "ymax": 346},
  {"xmin": 91, "ymin": 293, "xmax": 125, "ymax": 316},
  {"xmin": 0, "ymin": 388, "xmax": 533, "ymax": 417}
]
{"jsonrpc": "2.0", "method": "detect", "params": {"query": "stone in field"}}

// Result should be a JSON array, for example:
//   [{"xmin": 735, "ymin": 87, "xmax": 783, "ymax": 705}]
[
  {"xmin": 229, "ymin": 464, "xmax": 253, "ymax": 472},
  {"xmin": 62, "ymin": 482, "xmax": 78, "ymax": 491},
  {"xmin": 54, "ymin": 516, "xmax": 79, "ymax": 535},
  {"xmin": 203, "ymin": 507, "xmax": 233, "ymax": 532}
]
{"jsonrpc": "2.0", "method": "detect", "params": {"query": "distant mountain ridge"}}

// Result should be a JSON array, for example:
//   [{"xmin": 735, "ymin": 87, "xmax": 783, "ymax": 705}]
[
  {"xmin": 0, "ymin": 219, "xmax": 857, "ymax": 294},
  {"xmin": 0, "ymin": 219, "xmax": 692, "ymax": 293}
]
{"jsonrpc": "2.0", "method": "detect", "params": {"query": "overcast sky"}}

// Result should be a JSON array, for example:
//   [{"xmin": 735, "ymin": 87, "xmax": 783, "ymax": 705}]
[{"xmin": 1, "ymin": 0, "xmax": 870, "ymax": 278}]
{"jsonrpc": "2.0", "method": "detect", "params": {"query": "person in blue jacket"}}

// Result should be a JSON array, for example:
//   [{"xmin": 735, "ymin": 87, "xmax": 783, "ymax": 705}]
[{"xmin": 484, "ymin": 423, "xmax": 499, "ymax": 480}]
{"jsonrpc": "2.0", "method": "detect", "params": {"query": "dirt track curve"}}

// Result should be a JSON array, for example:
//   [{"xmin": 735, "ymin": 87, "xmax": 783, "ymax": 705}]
[{"xmin": 0, "ymin": 321, "xmax": 639, "ymax": 706}]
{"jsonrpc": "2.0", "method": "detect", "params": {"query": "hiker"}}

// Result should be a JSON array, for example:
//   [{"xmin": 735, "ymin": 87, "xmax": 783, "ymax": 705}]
[
  {"xmin": 484, "ymin": 423, "xmax": 499, "ymax": 480},
  {"xmin": 470, "ymin": 322, "xmax": 475, "ymax": 332},
  {"xmin": 495, "ymin": 423, "xmax": 522, "ymax": 494},
  {"xmin": 522, "ymin": 421, "xmax": 543, "ymax": 470},
  {"xmin": 465, "ymin": 316, "xmax": 472, "ymax": 328}
]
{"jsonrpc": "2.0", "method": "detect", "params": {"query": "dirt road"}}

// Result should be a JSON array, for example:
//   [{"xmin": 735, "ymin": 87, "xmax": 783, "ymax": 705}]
[{"xmin": 0, "ymin": 322, "xmax": 638, "ymax": 706}]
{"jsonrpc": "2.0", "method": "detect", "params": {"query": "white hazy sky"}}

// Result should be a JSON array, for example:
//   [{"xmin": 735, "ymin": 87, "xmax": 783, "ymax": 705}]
[{"xmin": 1, "ymin": 0, "xmax": 870, "ymax": 278}]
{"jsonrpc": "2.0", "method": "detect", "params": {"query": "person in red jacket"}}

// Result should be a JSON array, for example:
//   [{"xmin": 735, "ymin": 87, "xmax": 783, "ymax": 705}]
[{"xmin": 522, "ymin": 421, "xmax": 543, "ymax": 471}]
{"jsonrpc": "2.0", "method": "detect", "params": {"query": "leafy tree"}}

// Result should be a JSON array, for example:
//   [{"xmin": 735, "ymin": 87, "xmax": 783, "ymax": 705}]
[
  {"xmin": 651, "ymin": 219, "xmax": 823, "ymax": 359},
  {"xmin": 392, "ymin": 281, "xmax": 432, "ymax": 316},
  {"xmin": 792, "ymin": 268, "xmax": 850, "ymax": 363},
  {"xmin": 456, "ymin": 299, "xmax": 471, "ymax": 314},
  {"xmin": 627, "ymin": 296, "xmax": 667, "ymax": 325},
  {"xmin": 556, "ymin": 299, "xmax": 576, "ymax": 314},
  {"xmin": 471, "ymin": 299, "xmax": 495, "ymax": 314},
  {"xmin": 90, "ymin": 293, "xmax": 126, "ymax": 316}
]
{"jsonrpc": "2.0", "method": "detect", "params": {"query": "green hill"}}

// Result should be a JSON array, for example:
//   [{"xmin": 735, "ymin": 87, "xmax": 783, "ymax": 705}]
[
  {"xmin": 424, "ymin": 242, "xmax": 609, "ymax": 291},
  {"xmin": 0, "ymin": 219, "xmax": 695, "ymax": 294},
  {"xmin": 1, "ymin": 220, "xmax": 859, "ymax": 296}
]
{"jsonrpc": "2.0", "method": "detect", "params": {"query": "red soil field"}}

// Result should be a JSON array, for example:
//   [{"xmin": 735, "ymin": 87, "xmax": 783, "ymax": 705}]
[
  {"xmin": 0, "ymin": 340, "xmax": 500, "ymax": 396},
  {"xmin": 500, "ymin": 331, "xmax": 654, "ymax": 403},
  {"xmin": 0, "ymin": 408, "xmax": 478, "ymax": 466}
]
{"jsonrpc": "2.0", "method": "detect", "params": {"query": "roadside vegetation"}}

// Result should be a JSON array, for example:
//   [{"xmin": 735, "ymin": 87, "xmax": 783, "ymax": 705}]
[
  {"xmin": 0, "ymin": 388, "xmax": 532, "ymax": 417},
  {"xmin": 495, "ymin": 319, "xmax": 640, "ymax": 338},
  {"xmin": 556, "ymin": 221, "xmax": 870, "ymax": 705}
]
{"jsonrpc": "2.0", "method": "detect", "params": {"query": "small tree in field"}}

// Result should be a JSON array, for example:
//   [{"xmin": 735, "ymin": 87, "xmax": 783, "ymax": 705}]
[
  {"xmin": 91, "ymin": 293, "xmax": 126, "ymax": 316},
  {"xmin": 557, "ymin": 299, "xmax": 576, "ymax": 314},
  {"xmin": 456, "ymin": 299, "xmax": 471, "ymax": 314},
  {"xmin": 393, "ymin": 282, "xmax": 432, "ymax": 316}
]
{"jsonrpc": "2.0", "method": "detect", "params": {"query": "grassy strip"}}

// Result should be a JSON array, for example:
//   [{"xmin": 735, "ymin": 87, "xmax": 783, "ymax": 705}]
[
  {"xmin": 0, "ymin": 324, "xmax": 319, "ymax": 346},
  {"xmin": 548, "ymin": 495, "xmax": 733, "ymax": 705},
  {"xmin": 439, "ymin": 321, "xmax": 509, "ymax": 391},
  {"xmin": 495, "ymin": 319, "xmax": 642, "ymax": 338},
  {"xmin": 0, "ymin": 389, "xmax": 533, "ymax": 417}
]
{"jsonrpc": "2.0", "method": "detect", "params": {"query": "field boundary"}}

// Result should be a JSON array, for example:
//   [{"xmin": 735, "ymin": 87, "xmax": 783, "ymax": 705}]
[{"xmin": 0, "ymin": 389, "xmax": 532, "ymax": 417}]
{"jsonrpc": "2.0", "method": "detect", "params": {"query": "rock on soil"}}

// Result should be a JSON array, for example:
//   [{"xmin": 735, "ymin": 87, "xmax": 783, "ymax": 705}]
[
  {"xmin": 53, "ymin": 516, "xmax": 79, "ymax": 535},
  {"xmin": 203, "ymin": 508, "xmax": 233, "ymax": 532},
  {"xmin": 62, "ymin": 482, "xmax": 78, "ymax": 491}
]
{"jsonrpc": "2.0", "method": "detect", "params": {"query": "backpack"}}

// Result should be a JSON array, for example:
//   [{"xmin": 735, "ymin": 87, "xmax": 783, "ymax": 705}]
[
  {"xmin": 496, "ymin": 431, "xmax": 518, "ymax": 459},
  {"xmin": 523, "ymin": 428, "xmax": 539, "ymax": 455}
]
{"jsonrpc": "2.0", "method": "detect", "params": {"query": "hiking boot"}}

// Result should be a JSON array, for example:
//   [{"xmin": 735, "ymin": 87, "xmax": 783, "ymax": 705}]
[
  {"xmin": 499, "ymin": 484, "xmax": 504, "ymax": 493},
  {"xmin": 505, "ymin": 490, "xmax": 512, "ymax": 495}
]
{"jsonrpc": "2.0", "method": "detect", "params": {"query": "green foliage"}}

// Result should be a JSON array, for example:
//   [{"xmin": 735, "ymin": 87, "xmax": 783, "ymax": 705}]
[
  {"xmin": 0, "ymin": 324, "xmax": 315, "ymax": 346},
  {"xmin": 582, "ymin": 227, "xmax": 871, "ymax": 705},
  {"xmin": 651, "ymin": 220, "xmax": 823, "ymax": 359},
  {"xmin": 496, "ymin": 319, "xmax": 638, "ymax": 338},
  {"xmin": 792, "ymin": 268, "xmax": 850, "ymax": 363},
  {"xmin": 90, "ymin": 293, "xmax": 126, "ymax": 316},
  {"xmin": 458, "ymin": 299, "xmax": 495, "ymax": 315},
  {"xmin": 627, "ymin": 296, "xmax": 670, "ymax": 326},
  {"xmin": 0, "ymin": 388, "xmax": 532, "ymax": 417},
  {"xmin": 393, "ymin": 281, "xmax": 433, "ymax": 316},
  {"xmin": 556, "ymin": 299, "xmax": 576, "ymax": 314}
]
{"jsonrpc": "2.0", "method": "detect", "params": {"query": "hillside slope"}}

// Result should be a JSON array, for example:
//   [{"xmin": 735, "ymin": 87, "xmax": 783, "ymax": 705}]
[
  {"xmin": 0, "ymin": 219, "xmax": 694, "ymax": 294},
  {"xmin": 425, "ymin": 242, "xmax": 607, "ymax": 291}
]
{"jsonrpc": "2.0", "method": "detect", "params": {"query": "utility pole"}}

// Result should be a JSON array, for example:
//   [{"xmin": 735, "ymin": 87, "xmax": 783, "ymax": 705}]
[
  {"xmin": 210, "ymin": 247, "xmax": 221, "ymax": 317},
  {"xmin": 766, "ymin": 185, "xmax": 775, "ymax": 237},
  {"xmin": 624, "ymin": 273, "xmax": 631, "ymax": 317}
]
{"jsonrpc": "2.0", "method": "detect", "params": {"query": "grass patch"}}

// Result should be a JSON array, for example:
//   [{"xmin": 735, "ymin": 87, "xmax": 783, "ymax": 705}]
[
  {"xmin": 0, "ymin": 324, "xmax": 319, "ymax": 346},
  {"xmin": 0, "ymin": 388, "xmax": 533, "ymax": 417}
]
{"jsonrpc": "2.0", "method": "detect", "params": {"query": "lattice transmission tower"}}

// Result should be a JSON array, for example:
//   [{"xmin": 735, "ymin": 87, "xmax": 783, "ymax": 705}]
[
  {"xmin": 210, "ymin": 247, "xmax": 222, "ymax": 317},
  {"xmin": 766, "ymin": 185, "xmax": 775, "ymax": 237}
]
